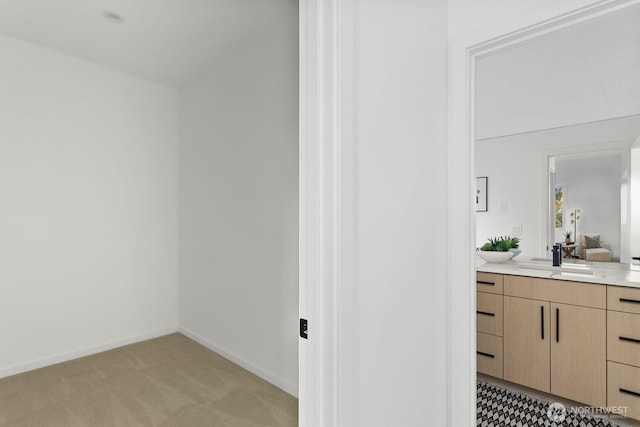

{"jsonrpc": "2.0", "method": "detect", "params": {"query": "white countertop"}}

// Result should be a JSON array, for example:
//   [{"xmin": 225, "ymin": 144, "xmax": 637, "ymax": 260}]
[{"xmin": 477, "ymin": 256, "xmax": 640, "ymax": 289}]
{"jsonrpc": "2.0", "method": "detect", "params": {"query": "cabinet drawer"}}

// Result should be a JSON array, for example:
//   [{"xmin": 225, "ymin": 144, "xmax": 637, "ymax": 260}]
[
  {"xmin": 477, "ymin": 332, "xmax": 503, "ymax": 379},
  {"xmin": 477, "ymin": 292, "xmax": 503, "ymax": 336},
  {"xmin": 477, "ymin": 272, "xmax": 503, "ymax": 294},
  {"xmin": 504, "ymin": 275, "xmax": 605, "ymax": 309},
  {"xmin": 608, "ymin": 361, "xmax": 640, "ymax": 421},
  {"xmin": 608, "ymin": 286, "xmax": 640, "ymax": 314},
  {"xmin": 608, "ymin": 310, "xmax": 640, "ymax": 367}
]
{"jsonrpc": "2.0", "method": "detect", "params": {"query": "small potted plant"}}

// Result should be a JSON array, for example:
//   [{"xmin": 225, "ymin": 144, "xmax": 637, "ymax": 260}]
[
  {"xmin": 563, "ymin": 230, "xmax": 572, "ymax": 244},
  {"xmin": 477, "ymin": 236, "xmax": 515, "ymax": 263}
]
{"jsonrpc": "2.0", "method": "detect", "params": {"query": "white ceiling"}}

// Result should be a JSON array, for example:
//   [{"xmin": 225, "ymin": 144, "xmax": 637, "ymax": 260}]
[{"xmin": 0, "ymin": 0, "xmax": 294, "ymax": 87}]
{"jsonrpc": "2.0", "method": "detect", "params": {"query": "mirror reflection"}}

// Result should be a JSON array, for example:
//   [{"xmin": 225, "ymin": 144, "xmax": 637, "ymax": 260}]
[
  {"xmin": 476, "ymin": 116, "xmax": 640, "ymax": 263},
  {"xmin": 552, "ymin": 150, "xmax": 622, "ymax": 262},
  {"xmin": 474, "ymin": 5, "xmax": 640, "ymax": 264}
]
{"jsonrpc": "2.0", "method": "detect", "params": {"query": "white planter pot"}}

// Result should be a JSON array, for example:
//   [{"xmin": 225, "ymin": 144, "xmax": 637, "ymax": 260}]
[{"xmin": 477, "ymin": 251, "xmax": 514, "ymax": 263}]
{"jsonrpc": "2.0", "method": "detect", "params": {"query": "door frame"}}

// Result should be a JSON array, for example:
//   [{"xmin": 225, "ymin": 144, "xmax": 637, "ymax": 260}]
[
  {"xmin": 299, "ymin": 0, "xmax": 353, "ymax": 425},
  {"xmin": 300, "ymin": 0, "xmax": 640, "ymax": 425},
  {"xmin": 449, "ymin": 0, "xmax": 640, "ymax": 425}
]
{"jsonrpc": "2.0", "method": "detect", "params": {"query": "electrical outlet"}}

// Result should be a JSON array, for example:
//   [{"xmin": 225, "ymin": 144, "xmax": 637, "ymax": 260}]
[{"xmin": 511, "ymin": 225, "xmax": 523, "ymax": 235}]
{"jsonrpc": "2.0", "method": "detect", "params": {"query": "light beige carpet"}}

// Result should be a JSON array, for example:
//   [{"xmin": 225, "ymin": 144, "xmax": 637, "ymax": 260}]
[{"xmin": 0, "ymin": 333, "xmax": 298, "ymax": 427}]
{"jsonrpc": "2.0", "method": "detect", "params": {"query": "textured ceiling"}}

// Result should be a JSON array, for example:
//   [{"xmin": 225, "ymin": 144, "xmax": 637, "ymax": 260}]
[{"xmin": 0, "ymin": 0, "xmax": 295, "ymax": 87}]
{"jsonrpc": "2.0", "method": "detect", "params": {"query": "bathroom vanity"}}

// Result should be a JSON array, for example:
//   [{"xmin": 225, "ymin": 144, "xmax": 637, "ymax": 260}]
[{"xmin": 477, "ymin": 260, "xmax": 640, "ymax": 420}]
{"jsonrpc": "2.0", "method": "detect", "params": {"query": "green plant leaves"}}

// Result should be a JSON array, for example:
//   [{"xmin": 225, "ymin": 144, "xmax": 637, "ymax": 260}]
[{"xmin": 478, "ymin": 235, "xmax": 520, "ymax": 251}]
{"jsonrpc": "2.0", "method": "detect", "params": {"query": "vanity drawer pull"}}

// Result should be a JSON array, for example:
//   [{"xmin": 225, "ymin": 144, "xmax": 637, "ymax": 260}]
[
  {"xmin": 477, "ymin": 281, "xmax": 495, "ymax": 285},
  {"xmin": 556, "ymin": 308, "xmax": 560, "ymax": 343},
  {"xmin": 620, "ymin": 298, "xmax": 640, "ymax": 304},
  {"xmin": 620, "ymin": 388, "xmax": 640, "ymax": 398},
  {"xmin": 476, "ymin": 311, "xmax": 495, "ymax": 317},
  {"xmin": 619, "ymin": 336, "xmax": 640, "ymax": 344},
  {"xmin": 477, "ymin": 351, "xmax": 495, "ymax": 359}
]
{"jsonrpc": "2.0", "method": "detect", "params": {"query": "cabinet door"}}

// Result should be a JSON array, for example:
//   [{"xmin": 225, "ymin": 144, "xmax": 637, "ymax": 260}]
[
  {"xmin": 551, "ymin": 303, "xmax": 606, "ymax": 407},
  {"xmin": 504, "ymin": 296, "xmax": 550, "ymax": 392}
]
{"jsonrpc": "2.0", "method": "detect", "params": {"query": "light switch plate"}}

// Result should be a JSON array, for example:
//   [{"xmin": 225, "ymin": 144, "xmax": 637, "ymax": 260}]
[{"xmin": 511, "ymin": 225, "xmax": 523, "ymax": 235}]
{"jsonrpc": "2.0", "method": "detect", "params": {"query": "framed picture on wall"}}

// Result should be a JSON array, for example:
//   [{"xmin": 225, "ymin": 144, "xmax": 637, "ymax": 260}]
[
  {"xmin": 476, "ymin": 177, "xmax": 488, "ymax": 212},
  {"xmin": 554, "ymin": 185, "xmax": 563, "ymax": 228}
]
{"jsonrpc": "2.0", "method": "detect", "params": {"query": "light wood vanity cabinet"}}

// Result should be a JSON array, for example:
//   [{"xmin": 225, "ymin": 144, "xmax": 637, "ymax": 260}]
[
  {"xmin": 502, "ymin": 275, "xmax": 606, "ymax": 407},
  {"xmin": 476, "ymin": 271, "xmax": 640, "ymax": 419},
  {"xmin": 476, "ymin": 273, "xmax": 608, "ymax": 409},
  {"xmin": 476, "ymin": 292, "xmax": 503, "ymax": 336},
  {"xmin": 607, "ymin": 361, "xmax": 640, "ymax": 421},
  {"xmin": 607, "ymin": 309, "xmax": 640, "ymax": 367},
  {"xmin": 476, "ymin": 272, "xmax": 503, "ymax": 294},
  {"xmin": 476, "ymin": 273, "xmax": 504, "ymax": 379},
  {"xmin": 503, "ymin": 296, "xmax": 550, "ymax": 392},
  {"xmin": 550, "ymin": 302, "xmax": 606, "ymax": 407},
  {"xmin": 477, "ymin": 332, "xmax": 503, "ymax": 378},
  {"xmin": 607, "ymin": 286, "xmax": 640, "ymax": 420},
  {"xmin": 608, "ymin": 285, "xmax": 640, "ymax": 314}
]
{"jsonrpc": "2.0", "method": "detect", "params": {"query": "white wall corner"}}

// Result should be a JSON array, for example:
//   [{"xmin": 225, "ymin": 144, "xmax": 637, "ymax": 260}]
[{"xmin": 179, "ymin": 328, "xmax": 299, "ymax": 398}]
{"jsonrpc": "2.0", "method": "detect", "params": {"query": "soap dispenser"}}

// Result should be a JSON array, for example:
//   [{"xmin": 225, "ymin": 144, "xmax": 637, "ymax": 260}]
[{"xmin": 552, "ymin": 244, "xmax": 562, "ymax": 267}]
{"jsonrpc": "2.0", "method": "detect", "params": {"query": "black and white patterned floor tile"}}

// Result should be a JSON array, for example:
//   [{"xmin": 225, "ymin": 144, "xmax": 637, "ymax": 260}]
[{"xmin": 477, "ymin": 381, "xmax": 622, "ymax": 426}]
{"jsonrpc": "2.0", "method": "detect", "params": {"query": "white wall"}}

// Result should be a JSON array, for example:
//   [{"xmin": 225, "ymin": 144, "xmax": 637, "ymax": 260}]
[
  {"xmin": 0, "ymin": 34, "xmax": 179, "ymax": 377},
  {"xmin": 555, "ymin": 154, "xmax": 622, "ymax": 260},
  {"xmin": 178, "ymin": 4, "xmax": 299, "ymax": 396},
  {"xmin": 475, "ymin": 6, "xmax": 640, "ymax": 140},
  {"xmin": 334, "ymin": 1, "xmax": 449, "ymax": 425}
]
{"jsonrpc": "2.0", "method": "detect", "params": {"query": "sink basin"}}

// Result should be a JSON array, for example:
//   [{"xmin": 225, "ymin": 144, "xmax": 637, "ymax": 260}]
[
  {"xmin": 551, "ymin": 272, "xmax": 597, "ymax": 280},
  {"xmin": 528, "ymin": 257, "xmax": 593, "ymax": 266},
  {"xmin": 518, "ymin": 262, "xmax": 594, "ymax": 275}
]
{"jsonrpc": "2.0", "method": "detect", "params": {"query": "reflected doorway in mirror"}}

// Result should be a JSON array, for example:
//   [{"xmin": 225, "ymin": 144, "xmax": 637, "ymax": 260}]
[{"xmin": 476, "ymin": 176, "xmax": 488, "ymax": 212}]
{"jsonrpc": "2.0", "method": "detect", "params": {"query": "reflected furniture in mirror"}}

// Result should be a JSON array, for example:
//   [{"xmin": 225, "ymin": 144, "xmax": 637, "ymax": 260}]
[
  {"xmin": 560, "ymin": 243, "xmax": 577, "ymax": 259},
  {"xmin": 579, "ymin": 233, "xmax": 612, "ymax": 262}
]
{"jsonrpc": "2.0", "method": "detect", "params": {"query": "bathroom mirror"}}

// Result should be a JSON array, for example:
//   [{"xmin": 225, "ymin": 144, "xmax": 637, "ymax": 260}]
[
  {"xmin": 473, "ymin": 5, "xmax": 640, "ymax": 263},
  {"xmin": 476, "ymin": 115, "xmax": 640, "ymax": 263}
]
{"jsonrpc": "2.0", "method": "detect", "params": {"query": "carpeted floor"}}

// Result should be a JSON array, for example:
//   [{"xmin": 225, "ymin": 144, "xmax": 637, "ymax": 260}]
[{"xmin": 0, "ymin": 333, "xmax": 297, "ymax": 426}]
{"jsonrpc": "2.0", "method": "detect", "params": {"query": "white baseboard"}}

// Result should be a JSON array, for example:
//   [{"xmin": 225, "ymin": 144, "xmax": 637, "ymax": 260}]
[
  {"xmin": 179, "ymin": 327, "xmax": 299, "ymax": 398},
  {"xmin": 0, "ymin": 326, "xmax": 179, "ymax": 379},
  {"xmin": 0, "ymin": 326, "xmax": 299, "ymax": 399}
]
